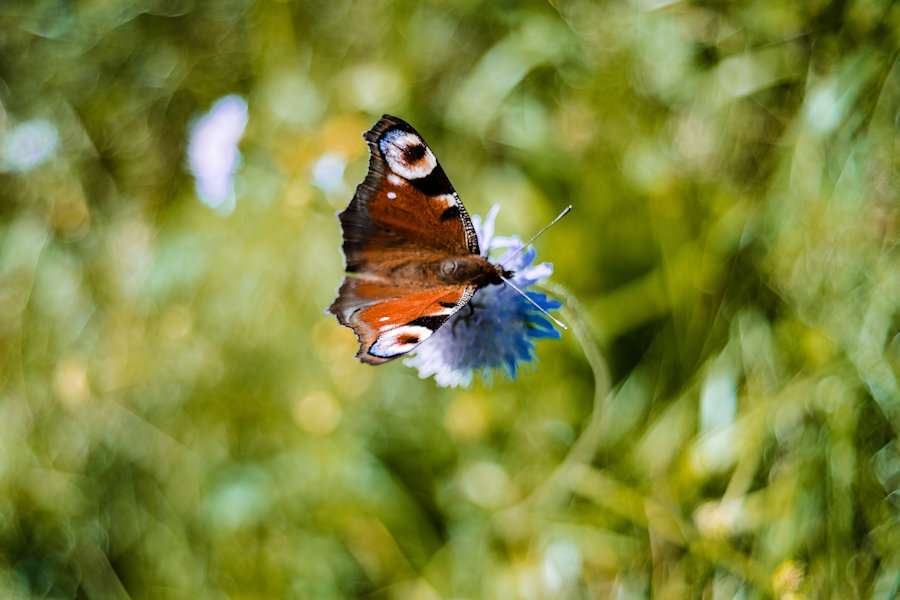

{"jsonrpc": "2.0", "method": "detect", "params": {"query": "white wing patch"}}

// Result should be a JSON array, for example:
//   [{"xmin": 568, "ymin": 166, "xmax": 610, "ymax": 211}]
[{"xmin": 435, "ymin": 193, "xmax": 458, "ymax": 207}]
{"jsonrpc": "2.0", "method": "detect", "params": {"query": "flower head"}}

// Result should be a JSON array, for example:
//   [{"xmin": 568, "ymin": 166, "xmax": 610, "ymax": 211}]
[
  {"xmin": 405, "ymin": 205, "xmax": 561, "ymax": 387},
  {"xmin": 187, "ymin": 94, "xmax": 248, "ymax": 214}
]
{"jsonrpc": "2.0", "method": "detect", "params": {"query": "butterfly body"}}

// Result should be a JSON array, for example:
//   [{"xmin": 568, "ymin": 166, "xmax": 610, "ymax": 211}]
[
  {"xmin": 329, "ymin": 115, "xmax": 506, "ymax": 365},
  {"xmin": 406, "ymin": 254, "xmax": 509, "ymax": 288}
]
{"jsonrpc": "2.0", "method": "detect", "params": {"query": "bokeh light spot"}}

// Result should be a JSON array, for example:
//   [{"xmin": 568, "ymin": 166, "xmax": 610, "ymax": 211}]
[
  {"xmin": 53, "ymin": 358, "xmax": 90, "ymax": 409},
  {"xmin": 805, "ymin": 83, "xmax": 843, "ymax": 134},
  {"xmin": 459, "ymin": 460, "xmax": 513, "ymax": 509},
  {"xmin": 444, "ymin": 393, "xmax": 490, "ymax": 441},
  {"xmin": 311, "ymin": 152, "xmax": 346, "ymax": 196},
  {"xmin": 542, "ymin": 539, "xmax": 582, "ymax": 594},
  {"xmin": 206, "ymin": 468, "xmax": 271, "ymax": 531},
  {"xmin": 293, "ymin": 390, "xmax": 342, "ymax": 436},
  {"xmin": 1, "ymin": 119, "xmax": 59, "ymax": 172}
]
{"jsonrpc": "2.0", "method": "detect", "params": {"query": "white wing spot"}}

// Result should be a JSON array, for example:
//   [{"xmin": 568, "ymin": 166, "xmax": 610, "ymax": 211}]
[
  {"xmin": 386, "ymin": 191, "xmax": 397, "ymax": 199},
  {"xmin": 388, "ymin": 174, "xmax": 404, "ymax": 186},
  {"xmin": 378, "ymin": 316, "xmax": 390, "ymax": 322},
  {"xmin": 435, "ymin": 193, "xmax": 458, "ymax": 207}
]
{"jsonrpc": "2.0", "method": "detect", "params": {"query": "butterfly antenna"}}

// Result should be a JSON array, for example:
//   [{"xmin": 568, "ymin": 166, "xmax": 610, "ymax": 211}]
[
  {"xmin": 498, "ymin": 273, "xmax": 568, "ymax": 331},
  {"xmin": 500, "ymin": 205, "xmax": 572, "ymax": 267}
]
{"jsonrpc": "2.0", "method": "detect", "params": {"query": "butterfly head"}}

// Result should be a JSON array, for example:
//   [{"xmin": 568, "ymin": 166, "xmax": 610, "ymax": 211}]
[
  {"xmin": 436, "ymin": 255, "xmax": 511, "ymax": 288},
  {"xmin": 496, "ymin": 264, "xmax": 516, "ymax": 281}
]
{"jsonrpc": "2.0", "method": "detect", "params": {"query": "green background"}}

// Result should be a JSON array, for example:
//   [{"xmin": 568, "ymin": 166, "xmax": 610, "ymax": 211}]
[{"xmin": 1, "ymin": 0, "xmax": 899, "ymax": 597}]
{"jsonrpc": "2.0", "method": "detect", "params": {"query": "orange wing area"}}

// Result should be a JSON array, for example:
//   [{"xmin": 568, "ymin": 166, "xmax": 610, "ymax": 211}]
[{"xmin": 329, "ymin": 277, "xmax": 474, "ymax": 365}]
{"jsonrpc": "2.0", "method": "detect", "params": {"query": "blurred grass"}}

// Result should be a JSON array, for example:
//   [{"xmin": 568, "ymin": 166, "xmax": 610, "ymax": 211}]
[{"xmin": 1, "ymin": 0, "xmax": 899, "ymax": 598}]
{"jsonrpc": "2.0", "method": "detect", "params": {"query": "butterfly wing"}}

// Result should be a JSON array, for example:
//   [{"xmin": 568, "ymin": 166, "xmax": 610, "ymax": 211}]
[
  {"xmin": 330, "ymin": 277, "xmax": 475, "ymax": 365},
  {"xmin": 337, "ymin": 114, "xmax": 479, "ymax": 275},
  {"xmin": 329, "ymin": 115, "xmax": 480, "ymax": 364}
]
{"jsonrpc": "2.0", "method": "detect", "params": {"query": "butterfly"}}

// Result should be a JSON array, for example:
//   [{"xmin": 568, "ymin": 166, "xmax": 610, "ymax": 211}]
[{"xmin": 328, "ymin": 115, "xmax": 516, "ymax": 365}]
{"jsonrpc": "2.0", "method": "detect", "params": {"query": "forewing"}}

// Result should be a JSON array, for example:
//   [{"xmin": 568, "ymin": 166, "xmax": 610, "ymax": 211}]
[
  {"xmin": 338, "ymin": 114, "xmax": 479, "ymax": 276},
  {"xmin": 329, "ymin": 277, "xmax": 475, "ymax": 365}
]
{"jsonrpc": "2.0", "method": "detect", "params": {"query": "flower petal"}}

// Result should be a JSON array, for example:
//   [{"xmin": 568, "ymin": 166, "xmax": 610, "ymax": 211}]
[{"xmin": 478, "ymin": 204, "xmax": 501, "ymax": 256}]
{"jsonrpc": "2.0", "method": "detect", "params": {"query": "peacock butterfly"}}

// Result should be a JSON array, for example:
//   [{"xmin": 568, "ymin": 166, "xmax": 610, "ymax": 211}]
[{"xmin": 328, "ymin": 115, "xmax": 518, "ymax": 365}]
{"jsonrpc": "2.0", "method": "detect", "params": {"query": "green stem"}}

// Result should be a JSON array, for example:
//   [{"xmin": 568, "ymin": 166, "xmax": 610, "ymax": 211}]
[{"xmin": 520, "ymin": 281, "xmax": 612, "ymax": 509}]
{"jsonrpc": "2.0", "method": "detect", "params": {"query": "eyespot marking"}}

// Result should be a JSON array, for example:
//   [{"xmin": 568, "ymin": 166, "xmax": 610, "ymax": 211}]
[
  {"xmin": 380, "ymin": 129, "xmax": 437, "ymax": 180},
  {"xmin": 369, "ymin": 325, "xmax": 433, "ymax": 358},
  {"xmin": 403, "ymin": 144, "xmax": 426, "ymax": 162}
]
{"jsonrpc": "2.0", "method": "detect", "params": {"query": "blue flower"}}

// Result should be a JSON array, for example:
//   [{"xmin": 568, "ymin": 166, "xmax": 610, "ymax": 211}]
[
  {"xmin": 405, "ymin": 205, "xmax": 562, "ymax": 387},
  {"xmin": 187, "ymin": 94, "xmax": 248, "ymax": 214}
]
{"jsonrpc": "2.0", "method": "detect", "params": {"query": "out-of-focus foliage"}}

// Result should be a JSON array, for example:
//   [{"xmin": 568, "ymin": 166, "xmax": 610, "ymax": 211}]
[{"xmin": 1, "ymin": 0, "xmax": 899, "ymax": 598}]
